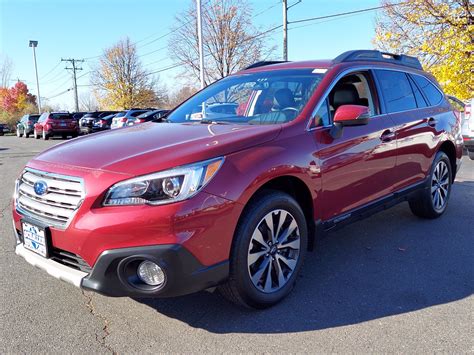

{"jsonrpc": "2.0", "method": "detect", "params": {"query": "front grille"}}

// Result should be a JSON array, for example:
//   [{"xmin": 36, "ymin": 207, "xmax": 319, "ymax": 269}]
[
  {"xmin": 50, "ymin": 248, "xmax": 92, "ymax": 273},
  {"xmin": 16, "ymin": 168, "xmax": 85, "ymax": 228}
]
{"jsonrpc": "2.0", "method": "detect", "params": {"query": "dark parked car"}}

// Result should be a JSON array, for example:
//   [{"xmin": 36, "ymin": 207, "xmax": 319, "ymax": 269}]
[
  {"xmin": 127, "ymin": 109, "xmax": 170, "ymax": 126},
  {"xmin": 92, "ymin": 113, "xmax": 117, "ymax": 132},
  {"xmin": 80, "ymin": 111, "xmax": 118, "ymax": 134},
  {"xmin": 72, "ymin": 112, "xmax": 88, "ymax": 122},
  {"xmin": 16, "ymin": 114, "xmax": 40, "ymax": 138},
  {"xmin": 0, "ymin": 123, "xmax": 7, "ymax": 135},
  {"xmin": 33, "ymin": 112, "xmax": 78, "ymax": 140},
  {"xmin": 12, "ymin": 50, "xmax": 462, "ymax": 308}
]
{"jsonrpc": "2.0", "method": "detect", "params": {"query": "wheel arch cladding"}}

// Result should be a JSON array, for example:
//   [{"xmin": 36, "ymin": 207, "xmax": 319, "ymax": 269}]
[
  {"xmin": 438, "ymin": 140, "xmax": 457, "ymax": 182},
  {"xmin": 237, "ymin": 175, "xmax": 315, "ymax": 251}
]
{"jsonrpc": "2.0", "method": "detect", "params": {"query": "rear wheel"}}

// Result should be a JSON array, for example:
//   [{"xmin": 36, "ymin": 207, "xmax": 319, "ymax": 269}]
[
  {"xmin": 42, "ymin": 130, "xmax": 49, "ymax": 140},
  {"xmin": 16, "ymin": 128, "xmax": 22, "ymax": 138},
  {"xmin": 24, "ymin": 131, "xmax": 30, "ymax": 138},
  {"xmin": 62, "ymin": 134, "xmax": 67, "ymax": 139},
  {"xmin": 34, "ymin": 130, "xmax": 39, "ymax": 139},
  {"xmin": 468, "ymin": 150, "xmax": 474, "ymax": 161},
  {"xmin": 218, "ymin": 191, "xmax": 307, "ymax": 309},
  {"xmin": 409, "ymin": 151, "xmax": 452, "ymax": 219}
]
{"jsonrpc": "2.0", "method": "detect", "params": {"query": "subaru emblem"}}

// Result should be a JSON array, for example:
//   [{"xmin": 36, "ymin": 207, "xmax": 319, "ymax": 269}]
[{"xmin": 33, "ymin": 180, "xmax": 48, "ymax": 196}]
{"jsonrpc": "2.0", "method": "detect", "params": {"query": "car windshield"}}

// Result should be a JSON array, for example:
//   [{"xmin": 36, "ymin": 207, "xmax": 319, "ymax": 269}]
[
  {"xmin": 167, "ymin": 69, "xmax": 324, "ymax": 125},
  {"xmin": 115, "ymin": 112, "xmax": 126, "ymax": 117}
]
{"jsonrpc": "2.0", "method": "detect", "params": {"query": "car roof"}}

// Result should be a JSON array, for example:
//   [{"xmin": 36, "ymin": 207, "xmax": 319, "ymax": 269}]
[{"xmin": 240, "ymin": 60, "xmax": 333, "ymax": 74}]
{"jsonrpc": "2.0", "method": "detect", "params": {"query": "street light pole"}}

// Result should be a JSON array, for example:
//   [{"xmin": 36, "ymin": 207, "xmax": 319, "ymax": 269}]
[
  {"xmin": 283, "ymin": 0, "xmax": 288, "ymax": 61},
  {"xmin": 197, "ymin": 0, "xmax": 205, "ymax": 89},
  {"xmin": 29, "ymin": 40, "xmax": 41, "ymax": 114}
]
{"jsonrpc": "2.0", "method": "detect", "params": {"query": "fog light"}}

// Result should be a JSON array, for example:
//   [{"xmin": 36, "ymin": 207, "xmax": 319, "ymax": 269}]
[{"xmin": 137, "ymin": 261, "xmax": 165, "ymax": 286}]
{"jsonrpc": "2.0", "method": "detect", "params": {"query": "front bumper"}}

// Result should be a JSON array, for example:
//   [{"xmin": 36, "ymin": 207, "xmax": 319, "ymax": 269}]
[{"xmin": 13, "ymin": 224, "xmax": 229, "ymax": 297}]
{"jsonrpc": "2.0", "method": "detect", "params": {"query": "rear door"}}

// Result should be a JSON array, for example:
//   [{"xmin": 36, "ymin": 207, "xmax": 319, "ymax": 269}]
[
  {"xmin": 374, "ymin": 69, "xmax": 445, "ymax": 190},
  {"xmin": 312, "ymin": 70, "xmax": 399, "ymax": 221}
]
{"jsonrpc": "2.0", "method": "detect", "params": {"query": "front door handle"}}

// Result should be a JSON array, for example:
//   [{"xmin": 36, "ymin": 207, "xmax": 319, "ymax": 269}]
[
  {"xmin": 380, "ymin": 129, "xmax": 396, "ymax": 142},
  {"xmin": 427, "ymin": 117, "xmax": 437, "ymax": 127}
]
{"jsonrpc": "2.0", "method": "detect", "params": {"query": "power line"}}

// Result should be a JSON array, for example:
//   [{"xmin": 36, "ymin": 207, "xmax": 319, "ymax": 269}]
[
  {"xmin": 45, "ymin": 87, "xmax": 73, "ymax": 100},
  {"xmin": 253, "ymin": 1, "xmax": 280, "ymax": 18},
  {"xmin": 288, "ymin": 2, "xmax": 405, "ymax": 25},
  {"xmin": 39, "ymin": 60, "xmax": 62, "ymax": 80}
]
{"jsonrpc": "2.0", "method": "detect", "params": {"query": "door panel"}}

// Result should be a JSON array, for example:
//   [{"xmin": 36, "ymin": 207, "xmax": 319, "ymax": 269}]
[
  {"xmin": 390, "ymin": 107, "xmax": 445, "ymax": 190},
  {"xmin": 313, "ymin": 115, "xmax": 398, "ymax": 221}
]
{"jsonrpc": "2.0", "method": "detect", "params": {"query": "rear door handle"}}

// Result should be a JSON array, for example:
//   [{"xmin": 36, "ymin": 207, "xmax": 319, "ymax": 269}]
[
  {"xmin": 427, "ymin": 117, "xmax": 437, "ymax": 127},
  {"xmin": 380, "ymin": 129, "xmax": 396, "ymax": 142}
]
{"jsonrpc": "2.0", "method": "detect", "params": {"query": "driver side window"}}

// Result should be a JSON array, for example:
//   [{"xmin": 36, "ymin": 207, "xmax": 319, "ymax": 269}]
[{"xmin": 314, "ymin": 71, "xmax": 377, "ymax": 127}]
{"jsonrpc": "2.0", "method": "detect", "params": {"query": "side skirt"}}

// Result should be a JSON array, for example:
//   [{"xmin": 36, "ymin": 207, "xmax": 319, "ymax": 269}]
[{"xmin": 318, "ymin": 179, "xmax": 428, "ymax": 234}]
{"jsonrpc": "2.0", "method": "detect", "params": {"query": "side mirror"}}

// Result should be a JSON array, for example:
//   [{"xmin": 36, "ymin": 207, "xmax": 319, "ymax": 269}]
[
  {"xmin": 330, "ymin": 105, "xmax": 370, "ymax": 139},
  {"xmin": 333, "ymin": 105, "xmax": 370, "ymax": 126}
]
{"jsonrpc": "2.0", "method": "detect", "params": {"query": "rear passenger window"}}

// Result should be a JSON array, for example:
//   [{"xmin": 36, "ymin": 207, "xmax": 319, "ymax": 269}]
[
  {"xmin": 411, "ymin": 75, "xmax": 443, "ymax": 106},
  {"xmin": 408, "ymin": 75, "xmax": 428, "ymax": 108},
  {"xmin": 376, "ymin": 70, "xmax": 417, "ymax": 113}
]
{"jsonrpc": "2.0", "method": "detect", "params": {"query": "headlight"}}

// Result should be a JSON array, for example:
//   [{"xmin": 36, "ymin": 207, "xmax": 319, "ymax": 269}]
[{"xmin": 103, "ymin": 157, "xmax": 224, "ymax": 206}]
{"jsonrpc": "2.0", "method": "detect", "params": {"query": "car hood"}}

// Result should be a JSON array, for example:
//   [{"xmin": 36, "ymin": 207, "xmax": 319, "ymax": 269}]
[{"xmin": 31, "ymin": 122, "xmax": 281, "ymax": 176}]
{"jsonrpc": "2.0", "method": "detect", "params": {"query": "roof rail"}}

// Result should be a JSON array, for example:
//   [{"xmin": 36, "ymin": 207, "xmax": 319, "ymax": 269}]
[
  {"xmin": 244, "ymin": 61, "xmax": 288, "ymax": 70},
  {"xmin": 333, "ymin": 50, "xmax": 422, "ymax": 70}
]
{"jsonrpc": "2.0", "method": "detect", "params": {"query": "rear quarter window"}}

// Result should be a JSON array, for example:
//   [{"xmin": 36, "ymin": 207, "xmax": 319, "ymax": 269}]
[
  {"xmin": 410, "ymin": 75, "xmax": 443, "ymax": 106},
  {"xmin": 375, "ymin": 70, "xmax": 417, "ymax": 113}
]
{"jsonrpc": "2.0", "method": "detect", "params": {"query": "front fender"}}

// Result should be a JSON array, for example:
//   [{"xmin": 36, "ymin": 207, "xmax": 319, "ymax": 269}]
[{"xmin": 203, "ymin": 131, "xmax": 321, "ymax": 220}]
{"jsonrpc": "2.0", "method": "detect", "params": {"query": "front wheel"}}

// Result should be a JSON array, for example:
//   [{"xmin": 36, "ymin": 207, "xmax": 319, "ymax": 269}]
[
  {"xmin": 219, "ymin": 191, "xmax": 307, "ymax": 309},
  {"xmin": 409, "ymin": 151, "xmax": 452, "ymax": 219}
]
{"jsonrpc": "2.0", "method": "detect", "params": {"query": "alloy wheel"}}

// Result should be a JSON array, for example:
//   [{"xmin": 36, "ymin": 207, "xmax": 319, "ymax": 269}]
[
  {"xmin": 431, "ymin": 160, "xmax": 449, "ymax": 211},
  {"xmin": 247, "ymin": 209, "xmax": 301, "ymax": 293}
]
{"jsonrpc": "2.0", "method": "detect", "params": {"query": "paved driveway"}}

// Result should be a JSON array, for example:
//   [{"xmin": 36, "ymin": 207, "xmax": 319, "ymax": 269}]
[{"xmin": 1, "ymin": 136, "xmax": 472, "ymax": 353}]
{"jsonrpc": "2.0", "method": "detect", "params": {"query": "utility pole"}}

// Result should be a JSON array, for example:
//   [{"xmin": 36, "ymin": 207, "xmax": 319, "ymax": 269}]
[
  {"xmin": 196, "ymin": 0, "xmax": 205, "ymax": 89},
  {"xmin": 282, "ymin": 0, "xmax": 302, "ymax": 61},
  {"xmin": 283, "ymin": 0, "xmax": 288, "ymax": 61},
  {"xmin": 29, "ymin": 40, "xmax": 41, "ymax": 114},
  {"xmin": 61, "ymin": 58, "xmax": 84, "ymax": 112}
]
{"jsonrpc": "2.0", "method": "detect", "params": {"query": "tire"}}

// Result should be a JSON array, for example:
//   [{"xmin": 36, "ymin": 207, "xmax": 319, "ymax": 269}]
[
  {"xmin": 62, "ymin": 134, "xmax": 67, "ymax": 139},
  {"xmin": 409, "ymin": 151, "xmax": 452, "ymax": 219},
  {"xmin": 34, "ymin": 130, "xmax": 40, "ymax": 139},
  {"xmin": 24, "ymin": 131, "xmax": 30, "ymax": 138},
  {"xmin": 16, "ymin": 129, "xmax": 22, "ymax": 138},
  {"xmin": 218, "ymin": 191, "xmax": 308, "ymax": 309},
  {"xmin": 42, "ymin": 130, "xmax": 49, "ymax": 140},
  {"xmin": 468, "ymin": 150, "xmax": 474, "ymax": 161}
]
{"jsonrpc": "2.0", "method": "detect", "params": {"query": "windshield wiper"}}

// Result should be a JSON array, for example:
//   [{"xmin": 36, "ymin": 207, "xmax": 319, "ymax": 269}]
[{"xmin": 199, "ymin": 119, "xmax": 230, "ymax": 125}]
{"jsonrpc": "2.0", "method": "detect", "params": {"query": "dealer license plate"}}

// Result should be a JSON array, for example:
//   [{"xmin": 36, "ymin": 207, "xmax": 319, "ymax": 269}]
[{"xmin": 22, "ymin": 222, "xmax": 48, "ymax": 257}]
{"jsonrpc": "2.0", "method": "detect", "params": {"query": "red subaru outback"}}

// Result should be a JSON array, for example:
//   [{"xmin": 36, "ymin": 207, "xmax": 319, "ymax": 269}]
[
  {"xmin": 11, "ymin": 50, "xmax": 463, "ymax": 308},
  {"xmin": 33, "ymin": 111, "xmax": 79, "ymax": 140}
]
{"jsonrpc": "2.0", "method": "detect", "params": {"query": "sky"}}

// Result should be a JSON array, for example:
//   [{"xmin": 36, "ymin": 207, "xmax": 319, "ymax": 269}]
[{"xmin": 0, "ymin": 0, "xmax": 382, "ymax": 110}]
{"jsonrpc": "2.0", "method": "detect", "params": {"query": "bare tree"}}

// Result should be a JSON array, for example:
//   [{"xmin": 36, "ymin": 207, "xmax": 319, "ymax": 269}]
[
  {"xmin": 91, "ymin": 37, "xmax": 165, "ymax": 109},
  {"xmin": 169, "ymin": 0, "xmax": 276, "ymax": 85},
  {"xmin": 79, "ymin": 92, "xmax": 99, "ymax": 111},
  {"xmin": 0, "ymin": 55, "xmax": 13, "ymax": 88},
  {"xmin": 166, "ymin": 86, "xmax": 199, "ymax": 109}
]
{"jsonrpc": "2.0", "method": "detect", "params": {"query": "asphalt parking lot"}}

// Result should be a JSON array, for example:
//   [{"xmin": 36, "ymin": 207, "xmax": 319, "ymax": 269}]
[{"xmin": 0, "ymin": 135, "xmax": 473, "ymax": 353}]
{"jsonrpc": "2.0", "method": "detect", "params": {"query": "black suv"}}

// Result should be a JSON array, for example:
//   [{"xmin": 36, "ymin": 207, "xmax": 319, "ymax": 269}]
[{"xmin": 80, "ymin": 111, "xmax": 118, "ymax": 134}]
